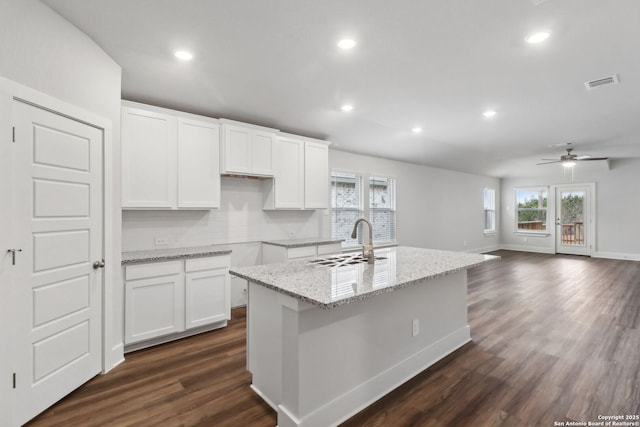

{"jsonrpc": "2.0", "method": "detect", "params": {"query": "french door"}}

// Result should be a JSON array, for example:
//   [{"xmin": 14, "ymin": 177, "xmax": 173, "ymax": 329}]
[
  {"xmin": 12, "ymin": 100, "xmax": 104, "ymax": 425},
  {"xmin": 555, "ymin": 184, "xmax": 594, "ymax": 256}
]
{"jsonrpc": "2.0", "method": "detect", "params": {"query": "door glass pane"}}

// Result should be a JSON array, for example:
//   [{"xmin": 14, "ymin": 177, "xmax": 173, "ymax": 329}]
[{"xmin": 560, "ymin": 191, "xmax": 585, "ymax": 246}]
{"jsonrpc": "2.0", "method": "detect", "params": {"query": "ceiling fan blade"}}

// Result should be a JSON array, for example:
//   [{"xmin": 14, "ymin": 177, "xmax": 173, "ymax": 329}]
[
  {"xmin": 575, "ymin": 155, "xmax": 591, "ymax": 160},
  {"xmin": 536, "ymin": 160, "xmax": 563, "ymax": 165},
  {"xmin": 576, "ymin": 157, "xmax": 609, "ymax": 161},
  {"xmin": 540, "ymin": 158, "xmax": 560, "ymax": 161}
]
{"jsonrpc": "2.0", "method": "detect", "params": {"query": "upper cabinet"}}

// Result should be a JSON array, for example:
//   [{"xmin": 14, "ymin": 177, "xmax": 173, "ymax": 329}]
[
  {"xmin": 122, "ymin": 101, "xmax": 221, "ymax": 210},
  {"xmin": 304, "ymin": 140, "xmax": 329, "ymax": 209},
  {"xmin": 263, "ymin": 135, "xmax": 329, "ymax": 210},
  {"xmin": 220, "ymin": 122, "xmax": 276, "ymax": 176}
]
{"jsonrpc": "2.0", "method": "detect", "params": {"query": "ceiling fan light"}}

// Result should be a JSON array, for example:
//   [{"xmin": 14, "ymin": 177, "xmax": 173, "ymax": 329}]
[{"xmin": 562, "ymin": 161, "xmax": 576, "ymax": 168}]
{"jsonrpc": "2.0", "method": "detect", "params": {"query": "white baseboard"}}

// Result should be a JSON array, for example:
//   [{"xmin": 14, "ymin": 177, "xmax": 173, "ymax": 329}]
[
  {"xmin": 499, "ymin": 244, "xmax": 554, "ymax": 254},
  {"xmin": 592, "ymin": 251, "xmax": 640, "ymax": 261},
  {"xmin": 104, "ymin": 343, "xmax": 125, "ymax": 373},
  {"xmin": 467, "ymin": 245, "xmax": 500, "ymax": 254},
  {"xmin": 277, "ymin": 326, "xmax": 471, "ymax": 427}
]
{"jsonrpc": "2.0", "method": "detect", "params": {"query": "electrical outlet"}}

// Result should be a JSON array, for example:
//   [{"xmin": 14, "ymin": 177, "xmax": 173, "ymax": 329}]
[
  {"xmin": 523, "ymin": 237, "xmax": 528, "ymax": 243},
  {"xmin": 412, "ymin": 318, "xmax": 419, "ymax": 337},
  {"xmin": 463, "ymin": 240, "xmax": 467, "ymax": 247},
  {"xmin": 154, "ymin": 236, "xmax": 169, "ymax": 245}
]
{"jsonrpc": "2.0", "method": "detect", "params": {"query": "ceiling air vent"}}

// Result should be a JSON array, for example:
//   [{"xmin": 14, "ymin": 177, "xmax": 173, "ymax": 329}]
[{"xmin": 584, "ymin": 74, "xmax": 620, "ymax": 91}]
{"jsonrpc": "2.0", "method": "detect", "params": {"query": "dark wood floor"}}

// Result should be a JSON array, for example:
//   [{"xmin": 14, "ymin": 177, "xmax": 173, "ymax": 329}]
[{"xmin": 27, "ymin": 251, "xmax": 640, "ymax": 427}]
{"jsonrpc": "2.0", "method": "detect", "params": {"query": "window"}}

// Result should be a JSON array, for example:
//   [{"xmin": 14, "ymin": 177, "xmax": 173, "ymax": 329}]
[
  {"xmin": 330, "ymin": 171, "xmax": 397, "ymax": 248},
  {"xmin": 369, "ymin": 176, "xmax": 396, "ymax": 245},
  {"xmin": 515, "ymin": 187, "xmax": 548, "ymax": 232},
  {"xmin": 330, "ymin": 172, "xmax": 363, "ymax": 247},
  {"xmin": 483, "ymin": 188, "xmax": 496, "ymax": 233}
]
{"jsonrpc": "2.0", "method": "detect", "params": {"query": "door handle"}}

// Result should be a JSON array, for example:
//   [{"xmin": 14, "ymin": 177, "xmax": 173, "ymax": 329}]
[
  {"xmin": 93, "ymin": 259, "xmax": 105, "ymax": 269},
  {"xmin": 7, "ymin": 249, "xmax": 22, "ymax": 265}
]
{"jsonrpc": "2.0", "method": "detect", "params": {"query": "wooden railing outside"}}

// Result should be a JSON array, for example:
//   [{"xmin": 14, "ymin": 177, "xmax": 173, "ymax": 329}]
[
  {"xmin": 561, "ymin": 221, "xmax": 584, "ymax": 245},
  {"xmin": 517, "ymin": 221, "xmax": 546, "ymax": 231}
]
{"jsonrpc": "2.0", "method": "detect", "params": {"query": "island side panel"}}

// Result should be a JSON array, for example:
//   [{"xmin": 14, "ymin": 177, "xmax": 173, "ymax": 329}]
[
  {"xmin": 247, "ymin": 282, "xmax": 284, "ymax": 410},
  {"xmin": 278, "ymin": 271, "xmax": 470, "ymax": 427}
]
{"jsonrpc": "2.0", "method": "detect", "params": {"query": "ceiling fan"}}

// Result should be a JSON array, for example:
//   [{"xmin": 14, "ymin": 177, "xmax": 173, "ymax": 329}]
[{"xmin": 537, "ymin": 148, "xmax": 609, "ymax": 166}]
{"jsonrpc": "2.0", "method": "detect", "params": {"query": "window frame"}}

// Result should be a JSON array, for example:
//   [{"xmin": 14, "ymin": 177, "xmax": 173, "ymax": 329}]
[
  {"xmin": 368, "ymin": 175, "xmax": 397, "ymax": 246},
  {"xmin": 330, "ymin": 170, "xmax": 397, "ymax": 249},
  {"xmin": 514, "ymin": 186, "xmax": 550, "ymax": 235},
  {"xmin": 483, "ymin": 187, "xmax": 496, "ymax": 235}
]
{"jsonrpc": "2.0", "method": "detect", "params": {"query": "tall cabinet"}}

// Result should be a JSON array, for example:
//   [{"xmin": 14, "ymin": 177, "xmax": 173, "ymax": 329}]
[{"xmin": 121, "ymin": 101, "xmax": 221, "ymax": 209}]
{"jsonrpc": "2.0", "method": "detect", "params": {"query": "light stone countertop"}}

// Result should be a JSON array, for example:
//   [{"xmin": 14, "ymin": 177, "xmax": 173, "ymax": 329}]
[
  {"xmin": 230, "ymin": 246, "xmax": 499, "ymax": 309},
  {"xmin": 122, "ymin": 246, "xmax": 232, "ymax": 265},
  {"xmin": 261, "ymin": 237, "xmax": 343, "ymax": 248}
]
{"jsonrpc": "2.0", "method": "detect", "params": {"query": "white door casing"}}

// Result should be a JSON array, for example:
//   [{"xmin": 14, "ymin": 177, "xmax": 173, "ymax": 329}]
[
  {"xmin": 555, "ymin": 183, "xmax": 595, "ymax": 256},
  {"xmin": 12, "ymin": 100, "xmax": 103, "ymax": 425}
]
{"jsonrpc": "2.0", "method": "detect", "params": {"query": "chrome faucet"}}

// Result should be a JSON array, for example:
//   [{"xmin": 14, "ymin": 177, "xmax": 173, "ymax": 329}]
[{"xmin": 351, "ymin": 218, "xmax": 374, "ymax": 264}]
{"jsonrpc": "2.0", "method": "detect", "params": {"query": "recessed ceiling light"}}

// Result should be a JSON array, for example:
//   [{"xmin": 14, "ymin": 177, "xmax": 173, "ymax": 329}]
[
  {"xmin": 483, "ymin": 110, "xmax": 496, "ymax": 118},
  {"xmin": 525, "ymin": 31, "xmax": 551, "ymax": 44},
  {"xmin": 337, "ymin": 39, "xmax": 356, "ymax": 50},
  {"xmin": 341, "ymin": 104, "xmax": 354, "ymax": 112},
  {"xmin": 412, "ymin": 127, "xmax": 423, "ymax": 134},
  {"xmin": 174, "ymin": 50, "xmax": 193, "ymax": 61}
]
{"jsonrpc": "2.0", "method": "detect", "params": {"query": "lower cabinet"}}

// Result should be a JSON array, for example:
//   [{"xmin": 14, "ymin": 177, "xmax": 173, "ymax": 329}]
[
  {"xmin": 124, "ymin": 255, "xmax": 230, "ymax": 351},
  {"xmin": 262, "ymin": 242, "xmax": 342, "ymax": 264}
]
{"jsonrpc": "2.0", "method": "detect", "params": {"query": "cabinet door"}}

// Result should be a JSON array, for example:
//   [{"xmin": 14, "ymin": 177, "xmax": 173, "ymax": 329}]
[
  {"xmin": 273, "ymin": 136, "xmax": 304, "ymax": 209},
  {"xmin": 304, "ymin": 141, "xmax": 329, "ymax": 209},
  {"xmin": 185, "ymin": 268, "xmax": 230, "ymax": 329},
  {"xmin": 122, "ymin": 107, "xmax": 177, "ymax": 208},
  {"xmin": 252, "ymin": 131, "xmax": 275, "ymax": 176},
  {"xmin": 124, "ymin": 273, "xmax": 184, "ymax": 344},
  {"xmin": 221, "ymin": 124, "xmax": 251, "ymax": 174},
  {"xmin": 178, "ymin": 119, "xmax": 221, "ymax": 208}
]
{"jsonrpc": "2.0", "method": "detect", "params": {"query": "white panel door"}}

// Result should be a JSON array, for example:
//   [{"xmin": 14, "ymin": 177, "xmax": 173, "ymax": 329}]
[
  {"xmin": 555, "ymin": 185, "xmax": 593, "ymax": 256},
  {"xmin": 12, "ymin": 100, "xmax": 103, "ymax": 426},
  {"xmin": 122, "ymin": 107, "xmax": 177, "ymax": 208},
  {"xmin": 178, "ymin": 119, "xmax": 221, "ymax": 208},
  {"xmin": 185, "ymin": 268, "xmax": 230, "ymax": 329},
  {"xmin": 304, "ymin": 141, "xmax": 329, "ymax": 209},
  {"xmin": 274, "ymin": 136, "xmax": 304, "ymax": 209}
]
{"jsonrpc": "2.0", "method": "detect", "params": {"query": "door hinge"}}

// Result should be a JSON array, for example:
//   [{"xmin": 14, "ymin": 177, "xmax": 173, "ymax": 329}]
[
  {"xmin": 12, "ymin": 373, "xmax": 16, "ymax": 389},
  {"xmin": 12, "ymin": 126, "xmax": 15, "ymax": 142}
]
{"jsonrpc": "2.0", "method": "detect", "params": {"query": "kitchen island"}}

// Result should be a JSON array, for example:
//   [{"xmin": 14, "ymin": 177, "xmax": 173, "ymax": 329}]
[{"xmin": 230, "ymin": 246, "xmax": 499, "ymax": 427}]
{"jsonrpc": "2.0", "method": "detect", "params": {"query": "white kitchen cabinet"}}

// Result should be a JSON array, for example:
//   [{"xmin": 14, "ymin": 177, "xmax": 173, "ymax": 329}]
[
  {"xmin": 263, "ymin": 136, "xmax": 329, "ymax": 210},
  {"xmin": 185, "ymin": 256, "xmax": 230, "ymax": 329},
  {"xmin": 122, "ymin": 101, "xmax": 221, "ymax": 209},
  {"xmin": 124, "ymin": 261, "xmax": 184, "ymax": 344},
  {"xmin": 220, "ymin": 122, "xmax": 276, "ymax": 176},
  {"xmin": 262, "ymin": 242, "xmax": 342, "ymax": 264},
  {"xmin": 123, "ymin": 254, "xmax": 231, "ymax": 351},
  {"xmin": 122, "ymin": 106, "xmax": 177, "ymax": 208},
  {"xmin": 304, "ymin": 140, "xmax": 329, "ymax": 209},
  {"xmin": 178, "ymin": 118, "xmax": 221, "ymax": 208}
]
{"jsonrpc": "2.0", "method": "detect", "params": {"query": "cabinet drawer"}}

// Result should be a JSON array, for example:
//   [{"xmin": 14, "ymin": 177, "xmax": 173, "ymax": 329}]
[
  {"xmin": 125, "ymin": 260, "xmax": 181, "ymax": 281},
  {"xmin": 317, "ymin": 243, "xmax": 342, "ymax": 256},
  {"xmin": 287, "ymin": 246, "xmax": 316, "ymax": 260},
  {"xmin": 185, "ymin": 255, "xmax": 230, "ymax": 272}
]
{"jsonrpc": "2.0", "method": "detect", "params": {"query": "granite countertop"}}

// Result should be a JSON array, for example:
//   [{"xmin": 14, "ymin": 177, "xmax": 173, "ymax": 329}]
[
  {"xmin": 122, "ymin": 246, "xmax": 232, "ymax": 265},
  {"xmin": 230, "ymin": 246, "xmax": 499, "ymax": 309},
  {"xmin": 262, "ymin": 237, "xmax": 343, "ymax": 248}
]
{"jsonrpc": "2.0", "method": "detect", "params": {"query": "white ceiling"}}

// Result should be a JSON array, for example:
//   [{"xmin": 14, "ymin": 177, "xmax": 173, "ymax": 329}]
[{"xmin": 42, "ymin": 0, "xmax": 640, "ymax": 177}]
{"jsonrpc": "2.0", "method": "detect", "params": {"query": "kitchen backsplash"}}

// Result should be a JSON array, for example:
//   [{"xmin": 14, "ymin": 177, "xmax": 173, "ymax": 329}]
[{"xmin": 122, "ymin": 176, "xmax": 325, "ymax": 252}]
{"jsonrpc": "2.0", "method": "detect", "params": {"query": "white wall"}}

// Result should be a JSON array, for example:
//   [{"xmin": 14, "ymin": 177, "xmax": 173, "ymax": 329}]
[
  {"xmin": 329, "ymin": 150, "xmax": 501, "ymax": 253},
  {"xmin": 500, "ymin": 158, "xmax": 640, "ymax": 260},
  {"xmin": 0, "ymin": 2, "xmax": 122, "ymax": 422}
]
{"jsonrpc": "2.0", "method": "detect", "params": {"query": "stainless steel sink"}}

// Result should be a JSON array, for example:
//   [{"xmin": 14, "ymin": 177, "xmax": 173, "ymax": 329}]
[{"xmin": 308, "ymin": 253, "xmax": 386, "ymax": 268}]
